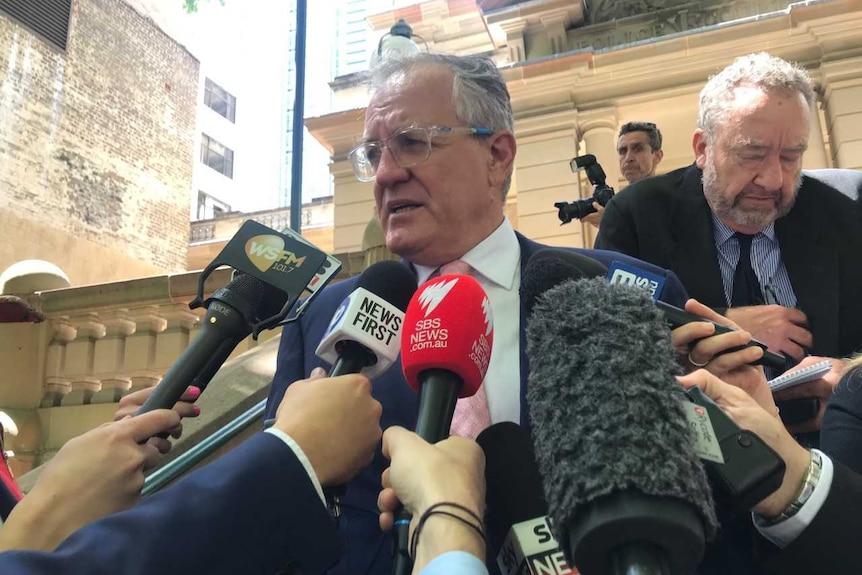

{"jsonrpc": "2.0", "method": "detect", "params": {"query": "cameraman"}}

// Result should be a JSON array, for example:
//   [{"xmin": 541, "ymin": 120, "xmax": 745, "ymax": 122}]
[{"xmin": 584, "ymin": 121, "xmax": 664, "ymax": 228}]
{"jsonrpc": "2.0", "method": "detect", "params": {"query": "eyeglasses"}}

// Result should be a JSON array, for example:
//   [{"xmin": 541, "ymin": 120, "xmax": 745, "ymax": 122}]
[{"xmin": 348, "ymin": 124, "xmax": 494, "ymax": 182}]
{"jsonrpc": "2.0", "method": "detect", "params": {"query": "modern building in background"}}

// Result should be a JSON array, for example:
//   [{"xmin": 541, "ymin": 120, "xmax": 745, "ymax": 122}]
[
  {"xmin": 335, "ymin": 0, "xmax": 371, "ymax": 77},
  {"xmin": 196, "ymin": 76, "xmax": 238, "ymax": 219},
  {"xmin": 126, "ymin": 0, "xmax": 297, "ymax": 220}
]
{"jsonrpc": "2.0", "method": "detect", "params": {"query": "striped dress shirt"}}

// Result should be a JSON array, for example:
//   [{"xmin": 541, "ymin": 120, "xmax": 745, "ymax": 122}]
[{"xmin": 710, "ymin": 213, "xmax": 798, "ymax": 310}]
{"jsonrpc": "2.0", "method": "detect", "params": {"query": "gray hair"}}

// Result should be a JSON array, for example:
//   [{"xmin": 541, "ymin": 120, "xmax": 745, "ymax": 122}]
[
  {"xmin": 697, "ymin": 52, "xmax": 816, "ymax": 141},
  {"xmin": 618, "ymin": 121, "xmax": 662, "ymax": 152},
  {"xmin": 366, "ymin": 53, "xmax": 515, "ymax": 197}
]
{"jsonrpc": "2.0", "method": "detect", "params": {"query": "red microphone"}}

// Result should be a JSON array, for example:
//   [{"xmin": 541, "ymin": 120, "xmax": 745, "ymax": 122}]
[
  {"xmin": 392, "ymin": 274, "xmax": 494, "ymax": 575},
  {"xmin": 401, "ymin": 273, "xmax": 493, "ymax": 440}
]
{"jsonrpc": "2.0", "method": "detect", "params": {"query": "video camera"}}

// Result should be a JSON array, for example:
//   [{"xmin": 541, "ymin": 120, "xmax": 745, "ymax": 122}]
[{"xmin": 554, "ymin": 154, "xmax": 615, "ymax": 224}]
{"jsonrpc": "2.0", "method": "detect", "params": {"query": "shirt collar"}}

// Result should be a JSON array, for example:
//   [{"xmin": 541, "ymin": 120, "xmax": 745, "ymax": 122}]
[
  {"xmin": 711, "ymin": 212, "xmax": 777, "ymax": 246},
  {"xmin": 414, "ymin": 218, "xmax": 520, "ymax": 289}
]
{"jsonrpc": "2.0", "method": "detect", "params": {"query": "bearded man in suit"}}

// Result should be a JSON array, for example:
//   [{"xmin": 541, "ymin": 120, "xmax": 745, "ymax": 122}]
[{"xmin": 596, "ymin": 52, "xmax": 862, "ymax": 436}]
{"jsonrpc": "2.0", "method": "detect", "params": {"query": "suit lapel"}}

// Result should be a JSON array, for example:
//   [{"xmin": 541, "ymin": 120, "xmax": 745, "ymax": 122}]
[
  {"xmin": 515, "ymin": 233, "xmax": 543, "ymax": 430},
  {"xmin": 776, "ymin": 180, "xmax": 839, "ymax": 355},
  {"xmin": 666, "ymin": 165, "xmax": 728, "ymax": 308}
]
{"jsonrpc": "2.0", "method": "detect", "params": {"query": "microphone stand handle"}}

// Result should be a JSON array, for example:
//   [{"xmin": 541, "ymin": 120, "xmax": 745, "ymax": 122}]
[{"xmin": 392, "ymin": 507, "xmax": 413, "ymax": 575}]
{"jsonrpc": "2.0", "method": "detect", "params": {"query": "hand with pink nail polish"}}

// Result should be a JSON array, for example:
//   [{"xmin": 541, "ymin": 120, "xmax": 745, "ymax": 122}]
[{"xmin": 114, "ymin": 385, "xmax": 202, "ymax": 453}]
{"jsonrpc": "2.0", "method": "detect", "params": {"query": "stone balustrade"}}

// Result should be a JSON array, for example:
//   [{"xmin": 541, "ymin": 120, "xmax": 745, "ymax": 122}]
[{"xmin": 0, "ymin": 268, "xmax": 282, "ymax": 478}]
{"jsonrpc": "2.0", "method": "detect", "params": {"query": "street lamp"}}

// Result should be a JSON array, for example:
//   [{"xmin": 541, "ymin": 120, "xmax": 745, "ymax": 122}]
[{"xmin": 371, "ymin": 19, "xmax": 428, "ymax": 66}]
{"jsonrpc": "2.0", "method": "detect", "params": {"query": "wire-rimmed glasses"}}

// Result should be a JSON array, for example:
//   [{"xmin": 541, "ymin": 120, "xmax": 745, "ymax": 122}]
[{"xmin": 348, "ymin": 124, "xmax": 494, "ymax": 182}]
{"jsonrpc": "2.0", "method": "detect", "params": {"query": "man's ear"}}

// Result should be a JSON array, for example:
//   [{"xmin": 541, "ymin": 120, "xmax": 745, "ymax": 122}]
[
  {"xmin": 692, "ymin": 129, "xmax": 708, "ymax": 169},
  {"xmin": 654, "ymin": 149, "xmax": 664, "ymax": 166},
  {"xmin": 487, "ymin": 131, "xmax": 516, "ymax": 188}
]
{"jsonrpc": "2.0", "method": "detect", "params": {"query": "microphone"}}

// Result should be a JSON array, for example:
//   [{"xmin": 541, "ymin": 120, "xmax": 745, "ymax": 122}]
[
  {"xmin": 316, "ymin": 260, "xmax": 417, "ymax": 378},
  {"xmin": 138, "ymin": 274, "xmax": 283, "ymax": 415},
  {"xmin": 392, "ymin": 273, "xmax": 493, "ymax": 575},
  {"xmin": 521, "ymin": 249, "xmax": 787, "ymax": 370},
  {"xmin": 312, "ymin": 261, "xmax": 416, "ymax": 543},
  {"xmin": 477, "ymin": 422, "xmax": 574, "ymax": 575},
  {"xmin": 138, "ymin": 221, "xmax": 340, "ymax": 415},
  {"xmin": 520, "ymin": 249, "xmax": 608, "ymax": 316},
  {"xmin": 526, "ymin": 275, "xmax": 718, "ymax": 575},
  {"xmin": 522, "ymin": 249, "xmax": 785, "ymax": 515},
  {"xmin": 401, "ymin": 272, "xmax": 491, "ymax": 440},
  {"xmin": 192, "ymin": 219, "xmax": 342, "ymax": 336},
  {"xmin": 606, "ymin": 258, "xmax": 788, "ymax": 370}
]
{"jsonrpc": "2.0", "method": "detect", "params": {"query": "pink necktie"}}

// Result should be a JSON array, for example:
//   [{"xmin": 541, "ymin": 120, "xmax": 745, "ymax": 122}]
[{"xmin": 427, "ymin": 261, "xmax": 492, "ymax": 440}]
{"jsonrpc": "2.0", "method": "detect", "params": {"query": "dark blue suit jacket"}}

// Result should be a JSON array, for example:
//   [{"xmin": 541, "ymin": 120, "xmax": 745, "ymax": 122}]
[
  {"xmin": 596, "ymin": 164, "xmax": 862, "ymax": 358},
  {"xmin": 265, "ymin": 233, "xmax": 688, "ymax": 575},
  {"xmin": 0, "ymin": 433, "xmax": 341, "ymax": 575},
  {"xmin": 822, "ymin": 365, "xmax": 862, "ymax": 474}
]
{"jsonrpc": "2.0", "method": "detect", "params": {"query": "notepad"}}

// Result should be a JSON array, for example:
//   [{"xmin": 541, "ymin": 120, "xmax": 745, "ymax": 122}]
[{"xmin": 768, "ymin": 360, "xmax": 832, "ymax": 393}]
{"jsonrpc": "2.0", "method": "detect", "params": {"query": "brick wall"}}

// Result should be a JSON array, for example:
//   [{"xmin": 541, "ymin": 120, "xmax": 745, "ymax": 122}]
[{"xmin": 0, "ymin": 0, "xmax": 198, "ymax": 285}]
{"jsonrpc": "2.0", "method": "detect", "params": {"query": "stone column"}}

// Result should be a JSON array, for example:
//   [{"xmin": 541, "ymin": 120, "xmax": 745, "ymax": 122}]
[
  {"xmin": 513, "ymin": 109, "xmax": 584, "ymax": 247},
  {"xmin": 91, "ymin": 310, "xmax": 136, "ymax": 404},
  {"xmin": 578, "ymin": 108, "xmax": 621, "ymax": 247},
  {"xmin": 42, "ymin": 319, "xmax": 76, "ymax": 407},
  {"xmin": 802, "ymin": 100, "xmax": 829, "ymax": 169},
  {"xmin": 332, "ymin": 158, "xmax": 375, "ymax": 254},
  {"xmin": 125, "ymin": 308, "xmax": 168, "ymax": 392},
  {"xmin": 820, "ymin": 62, "xmax": 862, "ymax": 170},
  {"xmin": 499, "ymin": 21, "xmax": 527, "ymax": 63},
  {"xmin": 540, "ymin": 13, "xmax": 568, "ymax": 55},
  {"xmin": 61, "ymin": 314, "xmax": 106, "ymax": 406}
]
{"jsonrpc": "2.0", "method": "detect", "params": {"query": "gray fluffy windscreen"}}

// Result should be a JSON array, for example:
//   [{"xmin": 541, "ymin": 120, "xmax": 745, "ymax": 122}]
[{"xmin": 526, "ymin": 277, "xmax": 718, "ymax": 542}]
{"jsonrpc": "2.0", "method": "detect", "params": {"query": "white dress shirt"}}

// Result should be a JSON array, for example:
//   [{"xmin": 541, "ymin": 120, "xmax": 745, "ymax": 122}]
[
  {"xmin": 754, "ymin": 448, "xmax": 834, "ymax": 548},
  {"xmin": 420, "ymin": 551, "xmax": 488, "ymax": 575},
  {"xmin": 414, "ymin": 218, "xmax": 523, "ymax": 425}
]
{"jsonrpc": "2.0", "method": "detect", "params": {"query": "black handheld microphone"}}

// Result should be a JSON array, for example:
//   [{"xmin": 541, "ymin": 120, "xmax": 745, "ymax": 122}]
[
  {"xmin": 522, "ymin": 248, "xmax": 788, "ymax": 370},
  {"xmin": 654, "ymin": 301, "xmax": 787, "ymax": 371},
  {"xmin": 520, "ymin": 249, "xmax": 608, "ymax": 316},
  {"xmin": 391, "ymin": 273, "xmax": 494, "ymax": 575},
  {"xmin": 311, "ymin": 260, "xmax": 415, "ymax": 513},
  {"xmin": 315, "ymin": 260, "xmax": 417, "ymax": 378},
  {"xmin": 477, "ymin": 422, "xmax": 575, "ymax": 575},
  {"xmin": 138, "ymin": 220, "xmax": 340, "ymax": 415},
  {"xmin": 138, "ymin": 274, "xmax": 286, "ymax": 414},
  {"xmin": 526, "ymin": 275, "xmax": 718, "ymax": 575}
]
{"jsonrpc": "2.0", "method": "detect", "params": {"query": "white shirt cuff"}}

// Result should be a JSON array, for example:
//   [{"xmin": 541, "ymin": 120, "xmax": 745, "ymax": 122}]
[
  {"xmin": 264, "ymin": 427, "xmax": 326, "ymax": 506},
  {"xmin": 418, "ymin": 551, "xmax": 489, "ymax": 575},
  {"xmin": 754, "ymin": 449, "xmax": 833, "ymax": 548}
]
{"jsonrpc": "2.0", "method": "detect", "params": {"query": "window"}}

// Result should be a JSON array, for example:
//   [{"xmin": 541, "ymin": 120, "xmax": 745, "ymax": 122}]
[
  {"xmin": 0, "ymin": 0, "xmax": 72, "ymax": 50},
  {"xmin": 197, "ymin": 191, "xmax": 231, "ymax": 220},
  {"xmin": 204, "ymin": 78, "xmax": 237, "ymax": 123},
  {"xmin": 200, "ymin": 134, "xmax": 234, "ymax": 178}
]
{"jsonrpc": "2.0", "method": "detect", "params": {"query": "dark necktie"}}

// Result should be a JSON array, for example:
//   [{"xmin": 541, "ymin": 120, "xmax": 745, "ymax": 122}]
[{"xmin": 731, "ymin": 233, "xmax": 764, "ymax": 307}]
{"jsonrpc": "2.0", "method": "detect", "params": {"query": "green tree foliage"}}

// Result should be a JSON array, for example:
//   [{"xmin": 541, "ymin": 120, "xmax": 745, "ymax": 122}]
[{"xmin": 183, "ymin": 0, "xmax": 226, "ymax": 13}]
